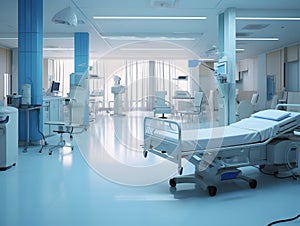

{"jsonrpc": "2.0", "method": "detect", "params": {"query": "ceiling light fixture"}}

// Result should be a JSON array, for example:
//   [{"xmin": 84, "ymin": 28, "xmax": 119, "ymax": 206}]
[
  {"xmin": 43, "ymin": 47, "xmax": 74, "ymax": 51},
  {"xmin": 103, "ymin": 36, "xmax": 196, "ymax": 41},
  {"xmin": 199, "ymin": 58, "xmax": 215, "ymax": 62},
  {"xmin": 119, "ymin": 48, "xmax": 184, "ymax": 51},
  {"xmin": 236, "ymin": 17, "xmax": 300, "ymax": 21},
  {"xmin": 0, "ymin": 37, "xmax": 17, "ymax": 40},
  {"xmin": 236, "ymin": 37, "xmax": 279, "ymax": 41},
  {"xmin": 149, "ymin": 0, "xmax": 178, "ymax": 8},
  {"xmin": 236, "ymin": 48, "xmax": 245, "ymax": 52},
  {"xmin": 93, "ymin": 16, "xmax": 206, "ymax": 20},
  {"xmin": 0, "ymin": 37, "xmax": 74, "ymax": 40},
  {"xmin": 52, "ymin": 6, "xmax": 78, "ymax": 26}
]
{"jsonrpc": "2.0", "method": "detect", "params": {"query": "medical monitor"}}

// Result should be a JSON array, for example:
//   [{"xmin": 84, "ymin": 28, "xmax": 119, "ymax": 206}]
[
  {"xmin": 50, "ymin": 81, "xmax": 60, "ymax": 93},
  {"xmin": 216, "ymin": 61, "xmax": 227, "ymax": 75},
  {"xmin": 177, "ymin": 75, "xmax": 188, "ymax": 80}
]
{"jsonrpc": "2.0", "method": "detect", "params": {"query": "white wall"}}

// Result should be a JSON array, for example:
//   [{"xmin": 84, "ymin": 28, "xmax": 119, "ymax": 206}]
[
  {"xmin": 197, "ymin": 63, "xmax": 218, "ymax": 97},
  {"xmin": 266, "ymin": 49, "xmax": 285, "ymax": 94},
  {"xmin": 285, "ymin": 45, "xmax": 300, "ymax": 91},
  {"xmin": 236, "ymin": 57, "xmax": 258, "ymax": 92},
  {"xmin": 0, "ymin": 48, "xmax": 12, "ymax": 102},
  {"xmin": 12, "ymin": 48, "xmax": 18, "ymax": 94},
  {"xmin": 257, "ymin": 54, "xmax": 267, "ymax": 110},
  {"xmin": 236, "ymin": 51, "xmax": 285, "ymax": 110}
]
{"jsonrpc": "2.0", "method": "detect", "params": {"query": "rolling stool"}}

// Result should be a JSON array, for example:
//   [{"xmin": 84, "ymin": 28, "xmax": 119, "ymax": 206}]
[{"xmin": 48, "ymin": 125, "xmax": 73, "ymax": 155}]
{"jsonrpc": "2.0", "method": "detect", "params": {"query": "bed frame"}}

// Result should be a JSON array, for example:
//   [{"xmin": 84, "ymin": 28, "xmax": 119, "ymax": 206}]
[{"xmin": 143, "ymin": 107, "xmax": 300, "ymax": 196}]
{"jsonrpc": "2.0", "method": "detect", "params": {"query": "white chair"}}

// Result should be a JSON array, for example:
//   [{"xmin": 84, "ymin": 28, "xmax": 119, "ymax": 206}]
[
  {"xmin": 192, "ymin": 91, "xmax": 204, "ymax": 113},
  {"xmin": 41, "ymin": 121, "xmax": 87, "ymax": 155},
  {"xmin": 270, "ymin": 95, "xmax": 279, "ymax": 109},
  {"xmin": 41, "ymin": 98, "xmax": 88, "ymax": 155},
  {"xmin": 177, "ymin": 91, "xmax": 204, "ymax": 121},
  {"xmin": 251, "ymin": 93, "xmax": 259, "ymax": 105},
  {"xmin": 236, "ymin": 100, "xmax": 254, "ymax": 121},
  {"xmin": 250, "ymin": 93, "xmax": 259, "ymax": 112},
  {"xmin": 279, "ymin": 91, "xmax": 287, "ymax": 104},
  {"xmin": 153, "ymin": 91, "xmax": 172, "ymax": 118},
  {"xmin": 286, "ymin": 92, "xmax": 300, "ymax": 112},
  {"xmin": 40, "ymin": 121, "xmax": 72, "ymax": 155}
]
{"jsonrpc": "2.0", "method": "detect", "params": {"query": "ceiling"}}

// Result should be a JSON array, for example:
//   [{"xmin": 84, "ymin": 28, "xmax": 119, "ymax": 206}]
[{"xmin": 0, "ymin": 0, "xmax": 300, "ymax": 61}]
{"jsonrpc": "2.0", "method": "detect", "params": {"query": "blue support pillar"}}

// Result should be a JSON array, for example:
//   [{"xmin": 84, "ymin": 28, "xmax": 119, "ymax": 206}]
[
  {"xmin": 218, "ymin": 8, "xmax": 236, "ymax": 125},
  {"xmin": 18, "ymin": 0, "xmax": 43, "ymax": 142},
  {"xmin": 74, "ymin": 32, "xmax": 89, "ymax": 125}
]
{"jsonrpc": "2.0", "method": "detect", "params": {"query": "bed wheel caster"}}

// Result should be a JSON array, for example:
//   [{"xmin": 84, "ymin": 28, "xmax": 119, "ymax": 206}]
[
  {"xmin": 169, "ymin": 178, "xmax": 176, "ymax": 187},
  {"xmin": 143, "ymin": 151, "xmax": 148, "ymax": 158},
  {"xmin": 249, "ymin": 179, "xmax": 257, "ymax": 189},
  {"xmin": 208, "ymin": 186, "xmax": 217, "ymax": 197}
]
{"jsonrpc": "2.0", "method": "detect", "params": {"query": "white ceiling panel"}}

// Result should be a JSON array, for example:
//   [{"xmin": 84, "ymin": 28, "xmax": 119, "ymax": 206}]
[{"xmin": 0, "ymin": 0, "xmax": 299, "ymax": 60}]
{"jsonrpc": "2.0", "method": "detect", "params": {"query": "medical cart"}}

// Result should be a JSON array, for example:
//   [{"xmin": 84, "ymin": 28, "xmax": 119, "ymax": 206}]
[{"xmin": 0, "ymin": 106, "xmax": 18, "ymax": 170}]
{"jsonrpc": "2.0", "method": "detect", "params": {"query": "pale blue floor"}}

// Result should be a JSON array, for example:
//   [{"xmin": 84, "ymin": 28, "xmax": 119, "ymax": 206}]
[{"xmin": 1, "ymin": 112, "xmax": 300, "ymax": 226}]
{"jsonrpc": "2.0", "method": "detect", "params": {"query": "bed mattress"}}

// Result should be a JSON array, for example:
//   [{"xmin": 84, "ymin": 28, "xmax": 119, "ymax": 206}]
[{"xmin": 177, "ymin": 110, "xmax": 300, "ymax": 151}]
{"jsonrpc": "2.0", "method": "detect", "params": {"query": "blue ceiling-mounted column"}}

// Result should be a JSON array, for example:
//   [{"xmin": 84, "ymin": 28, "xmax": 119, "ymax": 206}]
[
  {"xmin": 73, "ymin": 32, "xmax": 89, "ymax": 125},
  {"xmin": 75, "ymin": 32, "xmax": 89, "ymax": 73},
  {"xmin": 218, "ymin": 8, "xmax": 236, "ymax": 125},
  {"xmin": 18, "ymin": 0, "xmax": 43, "ymax": 142}
]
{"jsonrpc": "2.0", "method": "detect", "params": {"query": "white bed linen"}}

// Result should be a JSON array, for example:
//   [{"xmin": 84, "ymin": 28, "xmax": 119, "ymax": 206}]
[{"xmin": 180, "ymin": 126, "xmax": 261, "ymax": 150}]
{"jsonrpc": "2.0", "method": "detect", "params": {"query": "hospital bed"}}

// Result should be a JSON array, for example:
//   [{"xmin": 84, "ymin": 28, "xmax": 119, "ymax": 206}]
[{"xmin": 143, "ymin": 105, "xmax": 300, "ymax": 196}]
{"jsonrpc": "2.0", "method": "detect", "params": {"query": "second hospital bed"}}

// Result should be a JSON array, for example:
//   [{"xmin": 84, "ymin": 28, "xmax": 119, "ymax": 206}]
[{"xmin": 143, "ymin": 109, "xmax": 300, "ymax": 196}]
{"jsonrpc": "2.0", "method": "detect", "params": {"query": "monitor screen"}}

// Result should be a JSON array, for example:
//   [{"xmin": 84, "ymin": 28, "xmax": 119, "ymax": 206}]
[
  {"xmin": 51, "ymin": 81, "xmax": 60, "ymax": 92},
  {"xmin": 216, "ymin": 62, "xmax": 227, "ymax": 75}
]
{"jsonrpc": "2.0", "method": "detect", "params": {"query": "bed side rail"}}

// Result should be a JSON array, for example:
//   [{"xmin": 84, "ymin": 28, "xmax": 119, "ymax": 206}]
[
  {"xmin": 275, "ymin": 104, "xmax": 300, "ymax": 132},
  {"xmin": 143, "ymin": 117, "xmax": 184, "ymax": 174},
  {"xmin": 144, "ymin": 117, "xmax": 182, "ymax": 149},
  {"xmin": 276, "ymin": 103, "xmax": 300, "ymax": 111}
]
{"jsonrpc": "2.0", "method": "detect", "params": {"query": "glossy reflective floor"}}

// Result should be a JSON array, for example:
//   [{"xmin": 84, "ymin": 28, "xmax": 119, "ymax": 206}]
[{"xmin": 1, "ymin": 111, "xmax": 300, "ymax": 226}]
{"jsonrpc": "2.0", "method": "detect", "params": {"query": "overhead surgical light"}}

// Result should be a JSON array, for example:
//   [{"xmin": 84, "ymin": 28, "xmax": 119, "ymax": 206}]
[{"xmin": 52, "ymin": 6, "xmax": 78, "ymax": 26}]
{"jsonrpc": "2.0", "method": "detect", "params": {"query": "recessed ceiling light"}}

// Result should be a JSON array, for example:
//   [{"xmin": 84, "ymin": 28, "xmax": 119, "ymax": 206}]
[
  {"xmin": 236, "ymin": 37, "xmax": 279, "ymax": 41},
  {"xmin": 44, "ymin": 37, "xmax": 74, "ymax": 40},
  {"xmin": 120, "ymin": 48, "xmax": 184, "ymax": 51},
  {"xmin": 236, "ymin": 17, "xmax": 300, "ymax": 21},
  {"xmin": 242, "ymin": 24, "xmax": 269, "ymax": 30},
  {"xmin": 236, "ymin": 32, "xmax": 253, "ymax": 37},
  {"xmin": 149, "ymin": 0, "xmax": 178, "ymax": 8},
  {"xmin": 199, "ymin": 58, "xmax": 215, "ymax": 62},
  {"xmin": 93, "ymin": 16, "xmax": 206, "ymax": 20},
  {"xmin": 43, "ymin": 47, "xmax": 74, "ymax": 51},
  {"xmin": 102, "ymin": 36, "xmax": 195, "ymax": 41},
  {"xmin": 0, "ymin": 37, "xmax": 17, "ymax": 40}
]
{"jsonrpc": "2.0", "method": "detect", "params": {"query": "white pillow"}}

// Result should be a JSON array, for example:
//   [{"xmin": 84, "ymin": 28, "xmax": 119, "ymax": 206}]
[{"xmin": 252, "ymin": 109, "xmax": 291, "ymax": 121}]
